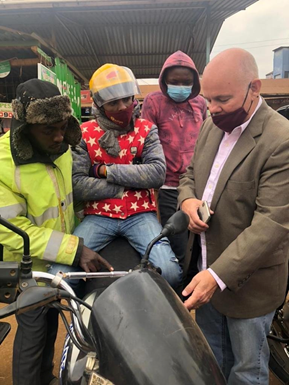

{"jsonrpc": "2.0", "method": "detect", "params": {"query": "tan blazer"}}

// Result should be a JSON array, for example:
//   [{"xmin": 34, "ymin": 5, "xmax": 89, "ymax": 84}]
[{"xmin": 178, "ymin": 100, "xmax": 289, "ymax": 318}]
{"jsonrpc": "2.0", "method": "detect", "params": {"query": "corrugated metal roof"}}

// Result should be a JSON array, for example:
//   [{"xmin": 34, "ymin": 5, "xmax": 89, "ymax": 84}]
[{"xmin": 0, "ymin": 0, "xmax": 259, "ymax": 84}]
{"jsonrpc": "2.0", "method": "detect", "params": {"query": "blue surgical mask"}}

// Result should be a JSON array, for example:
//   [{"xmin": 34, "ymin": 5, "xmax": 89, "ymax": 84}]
[{"xmin": 166, "ymin": 84, "xmax": 192, "ymax": 102}]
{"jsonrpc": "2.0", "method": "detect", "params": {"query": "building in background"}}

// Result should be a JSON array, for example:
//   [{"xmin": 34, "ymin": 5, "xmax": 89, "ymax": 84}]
[
  {"xmin": 0, "ymin": 30, "xmax": 82, "ymax": 135},
  {"xmin": 134, "ymin": 79, "xmax": 289, "ymax": 112},
  {"xmin": 266, "ymin": 47, "xmax": 289, "ymax": 79},
  {"xmin": 0, "ymin": 102, "xmax": 12, "ymax": 136},
  {"xmin": 80, "ymin": 90, "xmax": 93, "ymax": 123},
  {"xmin": 272, "ymin": 47, "xmax": 289, "ymax": 79}
]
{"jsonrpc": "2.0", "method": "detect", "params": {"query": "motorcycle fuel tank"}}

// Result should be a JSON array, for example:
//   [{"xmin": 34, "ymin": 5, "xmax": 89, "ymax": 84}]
[{"xmin": 91, "ymin": 269, "xmax": 226, "ymax": 385}]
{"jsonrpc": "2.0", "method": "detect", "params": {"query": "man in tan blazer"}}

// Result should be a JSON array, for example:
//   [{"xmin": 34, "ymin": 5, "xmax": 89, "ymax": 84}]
[{"xmin": 178, "ymin": 48, "xmax": 289, "ymax": 385}]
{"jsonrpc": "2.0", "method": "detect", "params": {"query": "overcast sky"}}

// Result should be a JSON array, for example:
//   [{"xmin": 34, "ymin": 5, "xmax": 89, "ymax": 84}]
[{"xmin": 210, "ymin": 0, "xmax": 289, "ymax": 78}]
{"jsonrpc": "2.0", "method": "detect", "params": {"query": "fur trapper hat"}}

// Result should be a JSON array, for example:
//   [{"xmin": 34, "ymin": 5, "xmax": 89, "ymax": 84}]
[{"xmin": 11, "ymin": 79, "xmax": 82, "ymax": 160}]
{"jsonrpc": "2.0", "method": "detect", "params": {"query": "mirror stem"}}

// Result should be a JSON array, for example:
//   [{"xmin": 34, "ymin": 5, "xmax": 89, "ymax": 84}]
[{"xmin": 141, "ymin": 234, "xmax": 163, "ymax": 268}]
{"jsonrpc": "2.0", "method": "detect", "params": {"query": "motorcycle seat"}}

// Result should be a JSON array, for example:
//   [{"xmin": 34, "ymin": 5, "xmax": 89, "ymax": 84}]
[{"xmin": 85, "ymin": 237, "xmax": 140, "ymax": 295}]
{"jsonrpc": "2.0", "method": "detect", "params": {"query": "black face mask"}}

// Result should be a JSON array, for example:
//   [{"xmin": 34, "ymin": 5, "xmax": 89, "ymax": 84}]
[{"xmin": 212, "ymin": 83, "xmax": 253, "ymax": 133}]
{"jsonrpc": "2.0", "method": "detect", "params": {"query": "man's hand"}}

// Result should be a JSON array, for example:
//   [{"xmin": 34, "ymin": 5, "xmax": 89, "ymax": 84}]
[
  {"xmin": 181, "ymin": 198, "xmax": 213, "ymax": 234},
  {"xmin": 79, "ymin": 245, "xmax": 113, "ymax": 273},
  {"xmin": 182, "ymin": 270, "xmax": 218, "ymax": 310}
]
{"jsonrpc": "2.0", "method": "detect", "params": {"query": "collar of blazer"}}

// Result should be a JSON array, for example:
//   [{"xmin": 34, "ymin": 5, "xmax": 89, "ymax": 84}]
[{"xmin": 200, "ymin": 98, "xmax": 269, "ymax": 210}]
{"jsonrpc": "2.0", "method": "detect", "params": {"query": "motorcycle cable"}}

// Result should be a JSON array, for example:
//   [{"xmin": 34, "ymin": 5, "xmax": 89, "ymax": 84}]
[
  {"xmin": 34, "ymin": 272, "xmax": 93, "ymax": 351},
  {"xmin": 65, "ymin": 301, "xmax": 98, "ymax": 352},
  {"xmin": 63, "ymin": 294, "xmax": 98, "ymax": 351},
  {"xmin": 58, "ymin": 290, "xmax": 93, "ymax": 311},
  {"xmin": 57, "ymin": 306, "xmax": 91, "ymax": 354},
  {"xmin": 59, "ymin": 291, "xmax": 96, "ymax": 346},
  {"xmin": 50, "ymin": 300, "xmax": 97, "ymax": 353},
  {"xmin": 50, "ymin": 301, "xmax": 96, "ymax": 354},
  {"xmin": 267, "ymin": 334, "xmax": 289, "ymax": 343}
]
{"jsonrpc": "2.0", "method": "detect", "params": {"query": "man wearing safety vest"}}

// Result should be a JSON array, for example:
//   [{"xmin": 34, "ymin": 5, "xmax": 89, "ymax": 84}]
[
  {"xmin": 0, "ymin": 79, "xmax": 112, "ymax": 385},
  {"xmin": 52, "ymin": 64, "xmax": 182, "ymax": 290}
]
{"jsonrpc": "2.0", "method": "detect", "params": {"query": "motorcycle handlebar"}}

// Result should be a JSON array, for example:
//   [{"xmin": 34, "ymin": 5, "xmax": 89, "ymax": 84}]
[{"xmin": 0, "ymin": 270, "xmax": 130, "ymax": 352}]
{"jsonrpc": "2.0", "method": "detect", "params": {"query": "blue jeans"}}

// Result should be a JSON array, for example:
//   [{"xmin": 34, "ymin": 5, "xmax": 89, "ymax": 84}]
[
  {"xmin": 50, "ymin": 213, "xmax": 182, "ymax": 290},
  {"xmin": 196, "ymin": 302, "xmax": 275, "ymax": 385}
]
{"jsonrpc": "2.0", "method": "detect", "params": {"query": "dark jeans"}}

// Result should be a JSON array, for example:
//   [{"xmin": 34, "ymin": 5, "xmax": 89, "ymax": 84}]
[
  {"xmin": 158, "ymin": 188, "xmax": 189, "ymax": 270},
  {"xmin": 13, "ymin": 307, "xmax": 58, "ymax": 385}
]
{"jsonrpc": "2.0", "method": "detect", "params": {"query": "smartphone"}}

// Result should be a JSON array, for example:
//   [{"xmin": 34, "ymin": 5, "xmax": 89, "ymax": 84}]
[{"xmin": 198, "ymin": 201, "xmax": 211, "ymax": 224}]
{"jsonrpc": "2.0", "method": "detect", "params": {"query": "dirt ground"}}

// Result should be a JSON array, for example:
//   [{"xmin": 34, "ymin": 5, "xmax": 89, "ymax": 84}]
[{"xmin": 0, "ymin": 304, "xmax": 283, "ymax": 385}]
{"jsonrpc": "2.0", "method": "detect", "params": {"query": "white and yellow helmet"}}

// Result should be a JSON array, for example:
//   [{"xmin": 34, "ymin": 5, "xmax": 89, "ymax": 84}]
[{"xmin": 89, "ymin": 64, "xmax": 140, "ymax": 107}]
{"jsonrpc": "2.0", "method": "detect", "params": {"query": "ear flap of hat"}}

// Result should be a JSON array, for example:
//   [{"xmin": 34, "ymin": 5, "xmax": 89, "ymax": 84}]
[
  {"xmin": 11, "ymin": 121, "xmax": 34, "ymax": 161},
  {"xmin": 11, "ymin": 98, "xmax": 34, "ymax": 160},
  {"xmin": 12, "ymin": 99, "xmax": 25, "ymax": 122},
  {"xmin": 64, "ymin": 115, "xmax": 82, "ymax": 147}
]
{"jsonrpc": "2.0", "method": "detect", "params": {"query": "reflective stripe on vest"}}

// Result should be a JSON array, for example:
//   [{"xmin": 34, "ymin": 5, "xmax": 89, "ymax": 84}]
[
  {"xmin": 0, "ymin": 203, "xmax": 27, "ymax": 219},
  {"xmin": 43, "ymin": 230, "xmax": 65, "ymax": 262},
  {"xmin": 15, "ymin": 166, "xmax": 21, "ymax": 192},
  {"xmin": 66, "ymin": 192, "xmax": 73, "ymax": 207},
  {"xmin": 27, "ymin": 207, "xmax": 59, "ymax": 226},
  {"xmin": 27, "ymin": 192, "xmax": 73, "ymax": 226}
]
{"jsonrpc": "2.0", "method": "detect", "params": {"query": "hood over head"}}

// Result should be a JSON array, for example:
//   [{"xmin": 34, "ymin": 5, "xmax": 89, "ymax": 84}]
[{"xmin": 159, "ymin": 50, "xmax": 201, "ymax": 99}]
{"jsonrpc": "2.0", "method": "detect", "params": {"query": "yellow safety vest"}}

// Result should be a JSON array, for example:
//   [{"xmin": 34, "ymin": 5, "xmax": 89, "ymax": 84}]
[{"xmin": 0, "ymin": 131, "xmax": 79, "ymax": 272}]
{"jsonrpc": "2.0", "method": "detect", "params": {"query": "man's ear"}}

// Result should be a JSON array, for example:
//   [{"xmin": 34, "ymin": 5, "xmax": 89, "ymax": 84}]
[{"xmin": 250, "ymin": 79, "xmax": 261, "ymax": 95}]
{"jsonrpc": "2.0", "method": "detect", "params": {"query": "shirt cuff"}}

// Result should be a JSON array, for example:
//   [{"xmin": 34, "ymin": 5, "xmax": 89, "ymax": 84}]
[
  {"xmin": 208, "ymin": 268, "xmax": 227, "ymax": 292},
  {"xmin": 72, "ymin": 237, "xmax": 84, "ymax": 267}
]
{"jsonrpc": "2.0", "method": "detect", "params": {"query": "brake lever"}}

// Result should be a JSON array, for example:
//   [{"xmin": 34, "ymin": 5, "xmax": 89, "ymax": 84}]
[{"xmin": 0, "ymin": 287, "xmax": 69, "ymax": 319}]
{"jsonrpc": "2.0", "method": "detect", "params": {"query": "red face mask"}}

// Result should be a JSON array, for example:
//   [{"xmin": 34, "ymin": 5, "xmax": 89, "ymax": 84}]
[
  {"xmin": 105, "ymin": 102, "xmax": 134, "ymax": 129},
  {"xmin": 212, "ymin": 83, "xmax": 253, "ymax": 133}
]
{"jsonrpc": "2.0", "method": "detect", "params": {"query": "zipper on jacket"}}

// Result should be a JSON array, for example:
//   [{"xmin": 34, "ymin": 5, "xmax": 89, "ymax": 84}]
[{"xmin": 46, "ymin": 165, "xmax": 66, "ymax": 233}]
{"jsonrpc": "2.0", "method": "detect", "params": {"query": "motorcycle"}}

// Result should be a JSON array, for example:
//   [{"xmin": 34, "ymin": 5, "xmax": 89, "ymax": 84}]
[
  {"xmin": 268, "ymin": 299, "xmax": 289, "ymax": 384},
  {"xmin": 0, "ymin": 211, "xmax": 226, "ymax": 385}
]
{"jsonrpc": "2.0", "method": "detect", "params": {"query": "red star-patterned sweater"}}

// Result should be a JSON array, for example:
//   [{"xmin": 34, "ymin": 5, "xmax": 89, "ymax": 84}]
[{"xmin": 81, "ymin": 119, "xmax": 159, "ymax": 219}]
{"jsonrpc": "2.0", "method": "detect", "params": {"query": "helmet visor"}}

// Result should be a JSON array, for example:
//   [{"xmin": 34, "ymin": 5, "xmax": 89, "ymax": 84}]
[{"xmin": 90, "ymin": 66, "xmax": 140, "ymax": 107}]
